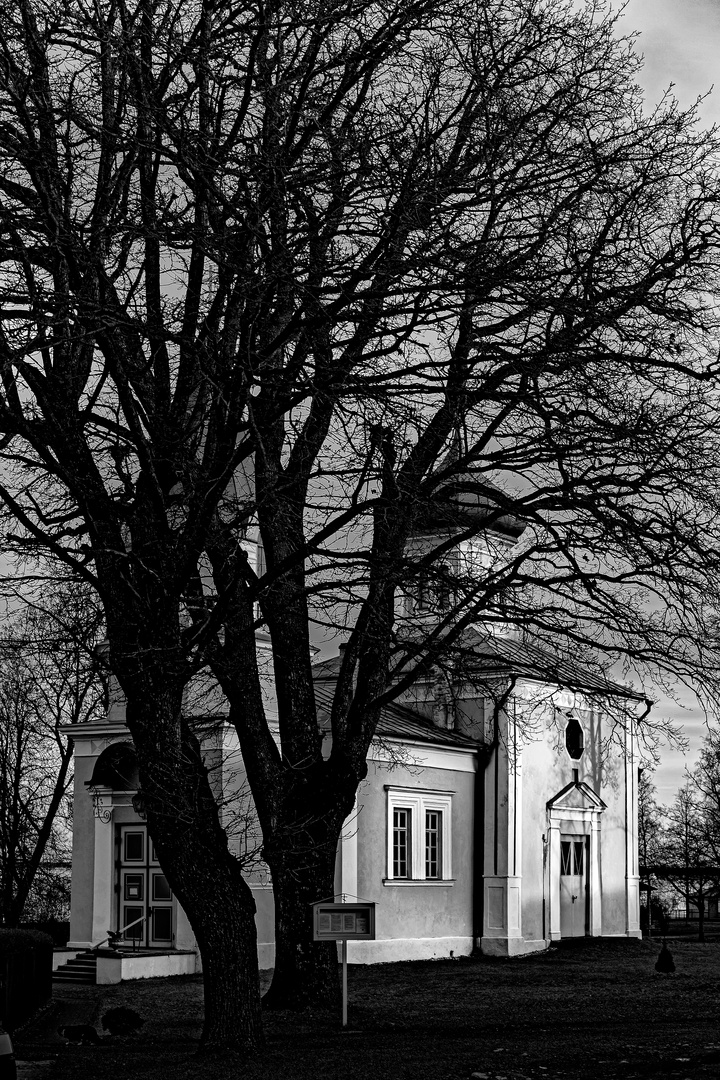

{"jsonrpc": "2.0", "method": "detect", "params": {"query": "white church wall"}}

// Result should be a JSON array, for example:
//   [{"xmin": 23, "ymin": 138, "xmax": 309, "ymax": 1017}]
[
  {"xmin": 350, "ymin": 750, "xmax": 477, "ymax": 962},
  {"xmin": 514, "ymin": 682, "xmax": 640, "ymax": 946}
]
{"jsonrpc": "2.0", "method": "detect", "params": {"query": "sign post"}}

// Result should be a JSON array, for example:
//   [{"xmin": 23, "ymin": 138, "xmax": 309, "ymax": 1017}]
[
  {"xmin": 312, "ymin": 899, "xmax": 376, "ymax": 1028},
  {"xmin": 342, "ymin": 938, "xmax": 348, "ymax": 1027}
]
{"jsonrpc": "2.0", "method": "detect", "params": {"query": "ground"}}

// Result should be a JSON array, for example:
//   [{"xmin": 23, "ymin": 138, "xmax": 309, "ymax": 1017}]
[{"xmin": 13, "ymin": 939, "xmax": 720, "ymax": 1080}]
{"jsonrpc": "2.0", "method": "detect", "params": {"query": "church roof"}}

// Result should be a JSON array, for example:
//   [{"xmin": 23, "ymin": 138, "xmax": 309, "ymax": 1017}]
[
  {"xmin": 313, "ymin": 631, "xmax": 646, "ymax": 703},
  {"xmin": 456, "ymin": 630, "xmax": 647, "ymax": 702},
  {"xmin": 313, "ymin": 683, "xmax": 478, "ymax": 749}
]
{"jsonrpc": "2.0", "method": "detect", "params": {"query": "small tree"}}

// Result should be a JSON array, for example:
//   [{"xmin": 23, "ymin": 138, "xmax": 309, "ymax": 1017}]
[
  {"xmin": 689, "ymin": 731, "xmax": 720, "ymax": 865},
  {"xmin": 0, "ymin": 581, "xmax": 104, "ymax": 926},
  {"xmin": 638, "ymin": 769, "xmax": 664, "ymax": 935}
]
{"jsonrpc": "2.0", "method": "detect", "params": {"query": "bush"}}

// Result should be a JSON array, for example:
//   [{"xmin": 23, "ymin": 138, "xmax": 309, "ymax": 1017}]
[
  {"xmin": 0, "ymin": 929, "xmax": 53, "ymax": 1031},
  {"xmin": 20, "ymin": 920, "xmax": 70, "ymax": 947}
]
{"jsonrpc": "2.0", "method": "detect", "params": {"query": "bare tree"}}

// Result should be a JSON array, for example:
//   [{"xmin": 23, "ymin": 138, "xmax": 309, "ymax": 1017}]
[
  {"xmin": 0, "ymin": 580, "xmax": 104, "ymax": 926},
  {"xmin": 689, "ymin": 730, "xmax": 720, "ymax": 862},
  {"xmin": 657, "ymin": 782, "xmax": 720, "ymax": 941},
  {"xmin": 637, "ymin": 769, "xmax": 665, "ymax": 936},
  {"xmin": 1, "ymin": 0, "xmax": 720, "ymax": 1045}
]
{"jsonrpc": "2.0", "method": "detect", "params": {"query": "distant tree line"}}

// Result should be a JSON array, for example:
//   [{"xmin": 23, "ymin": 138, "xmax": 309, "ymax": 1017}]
[{"xmin": 639, "ymin": 737, "xmax": 720, "ymax": 941}]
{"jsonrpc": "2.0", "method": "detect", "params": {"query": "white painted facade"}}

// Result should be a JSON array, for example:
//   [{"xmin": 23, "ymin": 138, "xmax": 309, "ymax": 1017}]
[
  {"xmin": 64, "ymin": 496, "xmax": 640, "ymax": 975},
  {"xmin": 64, "ymin": 660, "xmax": 641, "ymax": 975}
]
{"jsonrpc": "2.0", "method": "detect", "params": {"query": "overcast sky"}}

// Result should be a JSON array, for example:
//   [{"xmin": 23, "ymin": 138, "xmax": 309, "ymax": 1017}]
[
  {"xmin": 610, "ymin": 0, "xmax": 720, "ymax": 801},
  {"xmin": 620, "ymin": 0, "xmax": 720, "ymax": 122}
]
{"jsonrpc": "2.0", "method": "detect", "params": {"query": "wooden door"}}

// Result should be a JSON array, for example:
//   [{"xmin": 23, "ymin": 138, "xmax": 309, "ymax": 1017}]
[{"xmin": 117, "ymin": 825, "xmax": 174, "ymax": 947}]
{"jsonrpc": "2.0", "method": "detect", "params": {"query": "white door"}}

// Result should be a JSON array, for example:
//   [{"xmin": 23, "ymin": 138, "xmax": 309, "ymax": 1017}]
[{"xmin": 559, "ymin": 837, "xmax": 587, "ymax": 938}]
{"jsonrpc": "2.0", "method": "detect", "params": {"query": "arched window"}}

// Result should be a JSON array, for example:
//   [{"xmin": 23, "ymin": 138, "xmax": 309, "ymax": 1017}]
[{"xmin": 565, "ymin": 715, "xmax": 584, "ymax": 760}]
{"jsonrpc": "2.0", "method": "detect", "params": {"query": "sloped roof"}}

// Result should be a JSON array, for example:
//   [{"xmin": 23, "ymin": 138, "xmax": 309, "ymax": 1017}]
[
  {"xmin": 314, "ymin": 630, "xmax": 645, "ymax": 703},
  {"xmin": 410, "ymin": 478, "xmax": 525, "ymax": 539},
  {"xmin": 313, "ymin": 683, "xmax": 477, "ymax": 749},
  {"xmin": 459, "ymin": 631, "xmax": 646, "ymax": 701}
]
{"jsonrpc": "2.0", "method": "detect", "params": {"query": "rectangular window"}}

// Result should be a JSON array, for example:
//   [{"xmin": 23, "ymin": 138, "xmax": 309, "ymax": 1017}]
[
  {"xmin": 425, "ymin": 810, "xmax": 442, "ymax": 879},
  {"xmin": 561, "ymin": 839, "xmax": 585, "ymax": 876},
  {"xmin": 573, "ymin": 840, "xmax": 584, "ymax": 876},
  {"xmin": 415, "ymin": 558, "xmax": 458, "ymax": 614},
  {"xmin": 386, "ymin": 789, "xmax": 453, "ymax": 882},
  {"xmin": 393, "ymin": 808, "xmax": 411, "ymax": 878}
]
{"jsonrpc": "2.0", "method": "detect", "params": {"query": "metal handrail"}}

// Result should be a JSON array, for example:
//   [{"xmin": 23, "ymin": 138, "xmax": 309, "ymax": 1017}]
[{"xmin": 92, "ymin": 909, "xmax": 153, "ymax": 951}]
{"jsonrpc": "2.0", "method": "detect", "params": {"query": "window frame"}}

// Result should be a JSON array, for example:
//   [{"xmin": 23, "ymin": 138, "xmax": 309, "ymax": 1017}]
[
  {"xmin": 385, "ymin": 787, "xmax": 453, "ymax": 884},
  {"xmin": 564, "ymin": 714, "xmax": 585, "ymax": 760},
  {"xmin": 560, "ymin": 838, "xmax": 585, "ymax": 876},
  {"xmin": 424, "ymin": 808, "xmax": 442, "ymax": 880},
  {"xmin": 392, "ymin": 806, "xmax": 412, "ymax": 879}
]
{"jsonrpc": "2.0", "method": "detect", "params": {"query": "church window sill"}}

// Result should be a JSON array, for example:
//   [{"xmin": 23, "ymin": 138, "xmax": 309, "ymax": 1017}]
[{"xmin": 382, "ymin": 878, "xmax": 456, "ymax": 887}]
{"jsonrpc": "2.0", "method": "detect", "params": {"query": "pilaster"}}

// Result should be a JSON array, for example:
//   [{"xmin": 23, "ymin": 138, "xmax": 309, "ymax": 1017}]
[
  {"xmin": 479, "ymin": 710, "xmax": 525, "ymax": 955},
  {"xmin": 625, "ymin": 718, "xmax": 641, "ymax": 936},
  {"xmin": 339, "ymin": 799, "xmax": 359, "ymax": 900},
  {"xmin": 90, "ymin": 790, "xmax": 115, "ymax": 946}
]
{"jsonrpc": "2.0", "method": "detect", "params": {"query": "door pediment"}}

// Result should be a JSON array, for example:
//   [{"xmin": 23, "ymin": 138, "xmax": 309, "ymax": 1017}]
[{"xmin": 547, "ymin": 780, "xmax": 606, "ymax": 812}]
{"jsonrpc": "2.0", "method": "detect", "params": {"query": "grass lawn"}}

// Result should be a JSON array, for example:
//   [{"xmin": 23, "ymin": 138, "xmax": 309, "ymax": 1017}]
[{"xmin": 16, "ymin": 938, "xmax": 720, "ymax": 1080}]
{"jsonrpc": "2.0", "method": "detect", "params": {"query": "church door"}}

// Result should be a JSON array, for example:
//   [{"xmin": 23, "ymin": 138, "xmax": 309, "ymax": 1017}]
[
  {"xmin": 559, "ymin": 837, "xmax": 587, "ymax": 938},
  {"xmin": 117, "ymin": 824, "xmax": 175, "ymax": 948}
]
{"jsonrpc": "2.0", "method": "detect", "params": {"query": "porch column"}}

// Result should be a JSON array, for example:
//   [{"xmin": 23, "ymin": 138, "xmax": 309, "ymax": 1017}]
[
  {"xmin": 90, "ymin": 792, "xmax": 115, "ymax": 946},
  {"xmin": 546, "ymin": 822, "xmax": 562, "ymax": 941}
]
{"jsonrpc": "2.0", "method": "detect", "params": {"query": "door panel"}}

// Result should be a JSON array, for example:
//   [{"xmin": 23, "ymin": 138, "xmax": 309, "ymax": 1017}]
[
  {"xmin": 147, "ymin": 847, "xmax": 173, "ymax": 947},
  {"xmin": 122, "ymin": 906, "xmax": 144, "ymax": 939},
  {"xmin": 152, "ymin": 906, "xmax": 173, "ymax": 942}
]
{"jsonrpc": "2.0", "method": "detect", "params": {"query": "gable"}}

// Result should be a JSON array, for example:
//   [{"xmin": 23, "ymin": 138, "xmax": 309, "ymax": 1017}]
[{"xmin": 546, "ymin": 780, "xmax": 606, "ymax": 812}]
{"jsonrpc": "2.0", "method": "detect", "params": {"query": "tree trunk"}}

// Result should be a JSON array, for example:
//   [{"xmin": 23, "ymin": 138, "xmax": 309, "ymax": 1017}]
[
  {"xmin": 143, "ymin": 773, "xmax": 266, "ymax": 1054},
  {"xmin": 167, "ymin": 853, "xmax": 264, "ymax": 1054},
  {"xmin": 262, "ymin": 831, "xmax": 342, "ymax": 1011},
  {"xmin": 120, "ymin": 667, "xmax": 265, "ymax": 1055}
]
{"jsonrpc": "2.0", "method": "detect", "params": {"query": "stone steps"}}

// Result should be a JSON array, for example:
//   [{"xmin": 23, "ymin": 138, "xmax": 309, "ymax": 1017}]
[{"xmin": 53, "ymin": 951, "xmax": 97, "ymax": 984}]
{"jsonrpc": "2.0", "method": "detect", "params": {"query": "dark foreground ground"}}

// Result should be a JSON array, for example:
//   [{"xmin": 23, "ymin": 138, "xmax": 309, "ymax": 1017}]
[{"xmin": 13, "ymin": 938, "xmax": 720, "ymax": 1080}]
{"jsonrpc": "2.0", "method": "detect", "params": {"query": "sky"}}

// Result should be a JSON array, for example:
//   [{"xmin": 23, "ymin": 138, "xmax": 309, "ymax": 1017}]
[
  {"xmin": 611, "ymin": 0, "xmax": 720, "ymax": 801},
  {"xmin": 619, "ymin": 0, "xmax": 720, "ymax": 124}
]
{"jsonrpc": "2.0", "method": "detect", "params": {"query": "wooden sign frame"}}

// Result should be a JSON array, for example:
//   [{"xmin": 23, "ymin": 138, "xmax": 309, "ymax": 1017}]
[{"xmin": 312, "ymin": 901, "xmax": 376, "ymax": 941}]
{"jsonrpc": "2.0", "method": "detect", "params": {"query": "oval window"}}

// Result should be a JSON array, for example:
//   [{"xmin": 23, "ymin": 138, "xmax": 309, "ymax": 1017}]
[{"xmin": 565, "ymin": 715, "xmax": 584, "ymax": 760}]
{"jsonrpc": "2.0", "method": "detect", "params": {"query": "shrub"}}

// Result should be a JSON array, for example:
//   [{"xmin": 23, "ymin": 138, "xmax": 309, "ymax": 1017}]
[{"xmin": 0, "ymin": 929, "xmax": 53, "ymax": 1031}]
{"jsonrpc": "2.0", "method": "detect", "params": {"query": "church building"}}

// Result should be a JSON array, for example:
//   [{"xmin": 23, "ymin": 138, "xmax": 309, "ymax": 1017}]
[{"xmin": 58, "ymin": 496, "xmax": 644, "ymax": 981}]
